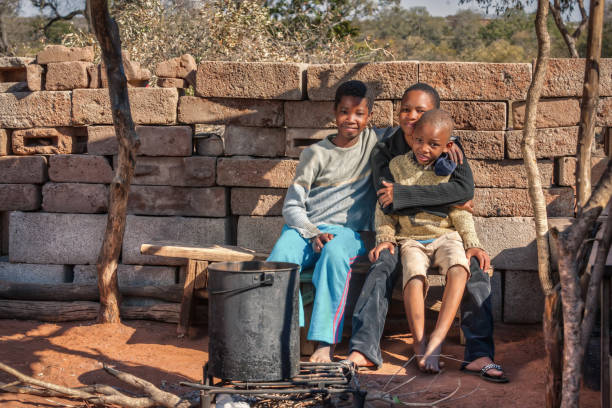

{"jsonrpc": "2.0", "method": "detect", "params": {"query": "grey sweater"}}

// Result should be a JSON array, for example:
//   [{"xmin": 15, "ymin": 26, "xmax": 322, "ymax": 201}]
[{"xmin": 282, "ymin": 128, "xmax": 379, "ymax": 239}]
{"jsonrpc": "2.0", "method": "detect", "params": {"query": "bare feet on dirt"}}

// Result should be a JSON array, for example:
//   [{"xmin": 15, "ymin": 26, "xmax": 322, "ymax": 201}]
[
  {"xmin": 309, "ymin": 342, "xmax": 335, "ymax": 363},
  {"xmin": 419, "ymin": 337, "xmax": 443, "ymax": 373},
  {"xmin": 464, "ymin": 356, "xmax": 503, "ymax": 378},
  {"xmin": 347, "ymin": 350, "xmax": 376, "ymax": 368}
]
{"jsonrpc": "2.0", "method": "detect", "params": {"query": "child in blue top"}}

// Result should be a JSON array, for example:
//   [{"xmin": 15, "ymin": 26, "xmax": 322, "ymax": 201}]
[{"xmin": 267, "ymin": 80, "xmax": 378, "ymax": 362}]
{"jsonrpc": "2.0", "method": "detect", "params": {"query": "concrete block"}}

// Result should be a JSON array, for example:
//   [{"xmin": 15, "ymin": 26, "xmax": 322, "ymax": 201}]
[
  {"xmin": 0, "ymin": 261, "xmax": 71, "ymax": 283},
  {"xmin": 37, "ymin": 45, "xmax": 94, "ymax": 64},
  {"xmin": 285, "ymin": 128, "xmax": 336, "ymax": 158},
  {"xmin": 12, "ymin": 127, "xmax": 87, "ymax": 155},
  {"xmin": 0, "ymin": 82, "xmax": 28, "ymax": 92},
  {"xmin": 195, "ymin": 61, "xmax": 304, "ymax": 100},
  {"xmin": 420, "ymin": 62, "xmax": 532, "ymax": 100},
  {"xmin": 87, "ymin": 125, "xmax": 192, "ymax": 156},
  {"xmin": 74, "ymin": 264, "xmax": 177, "ymax": 285},
  {"xmin": 122, "ymin": 215, "xmax": 231, "ymax": 265},
  {"xmin": 178, "ymin": 97, "xmax": 284, "ymax": 127},
  {"xmin": 0, "ymin": 156, "xmax": 47, "ymax": 183},
  {"xmin": 217, "ymin": 157, "xmax": 298, "ymax": 188},
  {"xmin": 473, "ymin": 187, "xmax": 574, "ymax": 217},
  {"xmin": 542, "ymin": 58, "xmax": 612, "ymax": 97},
  {"xmin": 131, "ymin": 156, "xmax": 216, "ymax": 187},
  {"xmin": 225, "ymin": 126, "xmax": 285, "ymax": 157},
  {"xmin": 285, "ymin": 100, "xmax": 392, "ymax": 128},
  {"xmin": 26, "ymin": 64, "xmax": 44, "ymax": 91},
  {"xmin": 503, "ymin": 270, "xmax": 544, "ymax": 323},
  {"xmin": 440, "ymin": 101, "xmax": 507, "ymax": 130},
  {"xmin": 42, "ymin": 183, "xmax": 108, "ymax": 213},
  {"xmin": 100, "ymin": 59, "xmax": 151, "ymax": 87},
  {"xmin": 556, "ymin": 156, "xmax": 608, "ymax": 186},
  {"xmin": 49, "ymin": 154, "xmax": 113, "ymax": 183},
  {"xmin": 474, "ymin": 217, "xmax": 537, "ymax": 271},
  {"xmin": 0, "ymin": 129, "xmax": 9, "ymax": 155},
  {"xmin": 0, "ymin": 184, "xmax": 41, "ymax": 211},
  {"xmin": 157, "ymin": 77, "xmax": 189, "ymax": 88},
  {"xmin": 506, "ymin": 127, "xmax": 578, "ymax": 159},
  {"xmin": 470, "ymin": 159, "xmax": 553, "ymax": 188},
  {"xmin": 1, "ymin": 212, "xmax": 7, "ymax": 255},
  {"xmin": 155, "ymin": 54, "xmax": 197, "ymax": 78},
  {"xmin": 512, "ymin": 98, "xmax": 580, "ymax": 129},
  {"xmin": 128, "ymin": 185, "xmax": 227, "ymax": 217},
  {"xmin": 306, "ymin": 62, "xmax": 418, "ymax": 100},
  {"xmin": 237, "ymin": 216, "xmax": 284, "ymax": 252},
  {"xmin": 72, "ymin": 88, "xmax": 178, "ymax": 125},
  {"xmin": 8, "ymin": 212, "xmax": 106, "ymax": 264},
  {"xmin": 597, "ymin": 98, "xmax": 612, "ymax": 126},
  {"xmin": 0, "ymin": 91, "xmax": 72, "ymax": 128},
  {"xmin": 231, "ymin": 188, "xmax": 286, "ymax": 216},
  {"xmin": 454, "ymin": 130, "xmax": 504, "ymax": 160},
  {"xmin": 45, "ymin": 61, "xmax": 92, "ymax": 90},
  {"xmin": 194, "ymin": 124, "xmax": 224, "ymax": 156}
]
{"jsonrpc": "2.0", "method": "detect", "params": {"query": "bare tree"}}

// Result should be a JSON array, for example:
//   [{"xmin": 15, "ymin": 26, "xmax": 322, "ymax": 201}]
[
  {"xmin": 0, "ymin": 0, "xmax": 18, "ymax": 54},
  {"xmin": 519, "ymin": 1, "xmax": 564, "ymax": 406},
  {"xmin": 458, "ymin": 0, "xmax": 588, "ymax": 57},
  {"xmin": 31, "ymin": 0, "xmax": 91, "ymax": 36},
  {"xmin": 90, "ymin": 0, "xmax": 140, "ymax": 323}
]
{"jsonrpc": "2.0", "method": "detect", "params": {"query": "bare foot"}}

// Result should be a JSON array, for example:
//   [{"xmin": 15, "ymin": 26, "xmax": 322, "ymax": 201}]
[
  {"xmin": 419, "ymin": 339, "xmax": 443, "ymax": 373},
  {"xmin": 347, "ymin": 351, "xmax": 376, "ymax": 368},
  {"xmin": 464, "ymin": 356, "xmax": 503, "ymax": 378},
  {"xmin": 309, "ymin": 342, "xmax": 335, "ymax": 363}
]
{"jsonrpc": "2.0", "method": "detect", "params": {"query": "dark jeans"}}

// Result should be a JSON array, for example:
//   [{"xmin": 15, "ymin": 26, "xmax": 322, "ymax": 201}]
[{"xmin": 349, "ymin": 249, "xmax": 494, "ymax": 368}]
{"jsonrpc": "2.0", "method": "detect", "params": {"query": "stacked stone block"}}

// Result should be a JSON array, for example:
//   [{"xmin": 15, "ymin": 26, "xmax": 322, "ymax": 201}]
[{"xmin": 0, "ymin": 49, "xmax": 610, "ymax": 324}]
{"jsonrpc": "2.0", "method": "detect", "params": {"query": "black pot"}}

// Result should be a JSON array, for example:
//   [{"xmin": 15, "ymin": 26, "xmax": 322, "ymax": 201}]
[{"xmin": 207, "ymin": 261, "xmax": 300, "ymax": 382}]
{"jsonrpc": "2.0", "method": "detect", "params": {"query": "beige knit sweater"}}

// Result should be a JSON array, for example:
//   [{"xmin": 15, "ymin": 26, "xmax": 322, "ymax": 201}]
[{"xmin": 375, "ymin": 152, "xmax": 482, "ymax": 250}]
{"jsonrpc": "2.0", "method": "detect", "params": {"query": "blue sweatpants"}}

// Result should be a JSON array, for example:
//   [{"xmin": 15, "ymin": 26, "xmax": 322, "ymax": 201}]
[{"xmin": 267, "ymin": 224, "xmax": 366, "ymax": 345}]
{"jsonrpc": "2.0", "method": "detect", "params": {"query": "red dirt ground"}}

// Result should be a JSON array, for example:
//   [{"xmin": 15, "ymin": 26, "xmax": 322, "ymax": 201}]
[{"xmin": 0, "ymin": 319, "xmax": 600, "ymax": 407}]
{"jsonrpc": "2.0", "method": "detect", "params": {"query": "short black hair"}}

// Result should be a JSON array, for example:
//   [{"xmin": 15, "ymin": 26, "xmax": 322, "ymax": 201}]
[
  {"xmin": 415, "ymin": 109, "xmax": 454, "ymax": 141},
  {"xmin": 402, "ymin": 83, "xmax": 441, "ymax": 109},
  {"xmin": 334, "ymin": 80, "xmax": 373, "ymax": 112}
]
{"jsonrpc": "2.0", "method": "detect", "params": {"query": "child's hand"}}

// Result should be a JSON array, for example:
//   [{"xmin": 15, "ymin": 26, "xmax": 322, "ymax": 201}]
[
  {"xmin": 453, "ymin": 200, "xmax": 474, "ymax": 214},
  {"xmin": 377, "ymin": 180, "xmax": 394, "ymax": 208},
  {"xmin": 312, "ymin": 233, "xmax": 334, "ymax": 253},
  {"xmin": 447, "ymin": 143, "xmax": 464, "ymax": 164},
  {"xmin": 368, "ymin": 242, "xmax": 395, "ymax": 263},
  {"xmin": 466, "ymin": 247, "xmax": 491, "ymax": 271}
]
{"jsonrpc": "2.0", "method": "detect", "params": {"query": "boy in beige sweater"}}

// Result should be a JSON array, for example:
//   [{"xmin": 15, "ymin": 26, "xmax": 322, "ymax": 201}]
[{"xmin": 369, "ymin": 109, "xmax": 490, "ymax": 373}]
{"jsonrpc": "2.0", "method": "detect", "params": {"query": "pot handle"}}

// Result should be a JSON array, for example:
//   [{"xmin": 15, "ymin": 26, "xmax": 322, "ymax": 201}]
[{"xmin": 209, "ymin": 272, "xmax": 275, "ymax": 295}]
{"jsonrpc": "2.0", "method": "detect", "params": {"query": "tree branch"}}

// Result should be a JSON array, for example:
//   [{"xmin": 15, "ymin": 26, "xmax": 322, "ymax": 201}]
[{"xmin": 549, "ymin": 0, "xmax": 579, "ymax": 57}]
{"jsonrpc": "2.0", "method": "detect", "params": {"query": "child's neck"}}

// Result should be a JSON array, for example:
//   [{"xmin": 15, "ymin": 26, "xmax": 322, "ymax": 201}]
[{"xmin": 333, "ymin": 131, "xmax": 362, "ymax": 148}]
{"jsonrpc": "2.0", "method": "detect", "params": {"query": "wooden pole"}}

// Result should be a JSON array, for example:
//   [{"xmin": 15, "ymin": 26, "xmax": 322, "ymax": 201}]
[
  {"xmin": 575, "ymin": 0, "xmax": 606, "ymax": 209},
  {"xmin": 89, "ymin": 0, "xmax": 140, "ymax": 324},
  {"xmin": 521, "ymin": 1, "xmax": 561, "ymax": 407}
]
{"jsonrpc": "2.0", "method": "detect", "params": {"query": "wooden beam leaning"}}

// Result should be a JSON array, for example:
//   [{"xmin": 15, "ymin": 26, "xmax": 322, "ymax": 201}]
[{"xmin": 140, "ymin": 242, "xmax": 269, "ymax": 262}]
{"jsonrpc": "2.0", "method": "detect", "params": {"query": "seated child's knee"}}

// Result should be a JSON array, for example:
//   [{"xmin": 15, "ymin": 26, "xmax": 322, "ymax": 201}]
[{"xmin": 447, "ymin": 264, "xmax": 469, "ymax": 280}]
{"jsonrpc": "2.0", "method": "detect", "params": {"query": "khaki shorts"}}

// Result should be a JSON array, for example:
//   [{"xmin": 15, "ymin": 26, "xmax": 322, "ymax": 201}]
[{"xmin": 399, "ymin": 231, "xmax": 471, "ymax": 293}]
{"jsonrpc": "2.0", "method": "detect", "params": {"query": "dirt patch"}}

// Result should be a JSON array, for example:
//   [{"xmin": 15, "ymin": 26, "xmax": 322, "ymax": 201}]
[{"xmin": 0, "ymin": 320, "xmax": 599, "ymax": 407}]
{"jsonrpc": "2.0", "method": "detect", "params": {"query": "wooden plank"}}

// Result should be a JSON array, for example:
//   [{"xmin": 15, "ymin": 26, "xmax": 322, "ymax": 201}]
[
  {"xmin": 140, "ymin": 242, "xmax": 268, "ymax": 262},
  {"xmin": 194, "ymin": 260, "xmax": 209, "ymax": 290},
  {"xmin": 602, "ymin": 275, "xmax": 610, "ymax": 408},
  {"xmin": 177, "ymin": 259, "xmax": 197, "ymax": 338}
]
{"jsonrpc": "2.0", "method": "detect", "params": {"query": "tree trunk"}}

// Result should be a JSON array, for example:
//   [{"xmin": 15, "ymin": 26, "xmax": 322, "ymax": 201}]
[
  {"xmin": 0, "ymin": 280, "xmax": 184, "ymax": 302},
  {"xmin": 522, "ymin": 1, "xmax": 561, "ymax": 407},
  {"xmin": 575, "ymin": 0, "xmax": 606, "ymax": 209},
  {"xmin": 90, "ymin": 0, "xmax": 140, "ymax": 324},
  {"xmin": 0, "ymin": 300, "xmax": 181, "ymax": 323}
]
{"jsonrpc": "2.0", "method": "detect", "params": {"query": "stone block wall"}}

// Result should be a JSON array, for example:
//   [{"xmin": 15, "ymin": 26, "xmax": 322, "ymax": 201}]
[{"xmin": 0, "ymin": 46, "xmax": 610, "ymax": 323}]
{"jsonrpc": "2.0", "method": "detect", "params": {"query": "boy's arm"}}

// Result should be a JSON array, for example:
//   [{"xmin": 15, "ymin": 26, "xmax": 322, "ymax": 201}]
[
  {"xmin": 370, "ymin": 139, "xmax": 396, "ymax": 193},
  {"xmin": 448, "ymin": 208, "xmax": 481, "ymax": 250},
  {"xmin": 282, "ymin": 148, "xmax": 322, "ymax": 239},
  {"xmin": 374, "ymin": 205, "xmax": 398, "ymax": 246},
  {"xmin": 392, "ymin": 155, "xmax": 475, "ymax": 210}
]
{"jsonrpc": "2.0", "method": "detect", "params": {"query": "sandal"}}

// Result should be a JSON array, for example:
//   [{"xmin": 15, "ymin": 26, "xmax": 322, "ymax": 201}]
[{"xmin": 461, "ymin": 363, "xmax": 509, "ymax": 383}]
